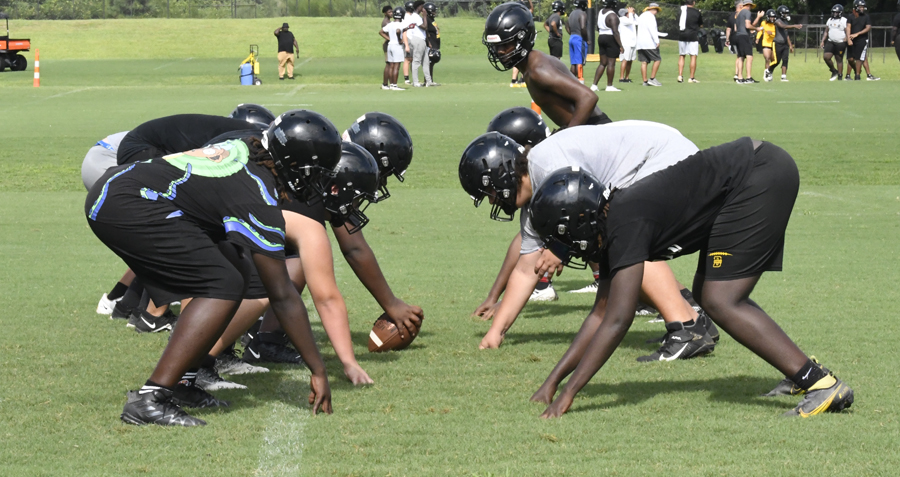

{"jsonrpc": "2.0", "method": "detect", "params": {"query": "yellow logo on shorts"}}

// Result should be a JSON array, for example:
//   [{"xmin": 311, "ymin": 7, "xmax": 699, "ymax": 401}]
[{"xmin": 709, "ymin": 252, "xmax": 733, "ymax": 268}]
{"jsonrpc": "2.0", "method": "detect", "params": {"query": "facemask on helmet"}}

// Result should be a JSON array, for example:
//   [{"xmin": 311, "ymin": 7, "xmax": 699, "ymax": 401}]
[
  {"xmin": 458, "ymin": 132, "xmax": 522, "ymax": 222},
  {"xmin": 342, "ymin": 112, "xmax": 413, "ymax": 203},
  {"xmin": 321, "ymin": 142, "xmax": 380, "ymax": 234}
]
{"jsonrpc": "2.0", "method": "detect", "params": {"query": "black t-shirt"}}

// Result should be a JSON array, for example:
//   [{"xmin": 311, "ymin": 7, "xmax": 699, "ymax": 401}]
[
  {"xmin": 849, "ymin": 13, "xmax": 870, "ymax": 35},
  {"xmin": 277, "ymin": 30, "xmax": 295, "ymax": 53},
  {"xmin": 679, "ymin": 7, "xmax": 703, "ymax": 42},
  {"xmin": 892, "ymin": 13, "xmax": 900, "ymax": 39},
  {"xmin": 88, "ymin": 140, "xmax": 287, "ymax": 259},
  {"xmin": 597, "ymin": 137, "xmax": 755, "ymax": 278},
  {"xmin": 546, "ymin": 12, "xmax": 563, "ymax": 39},
  {"xmin": 774, "ymin": 20, "xmax": 788, "ymax": 44},
  {"xmin": 117, "ymin": 114, "xmax": 256, "ymax": 165}
]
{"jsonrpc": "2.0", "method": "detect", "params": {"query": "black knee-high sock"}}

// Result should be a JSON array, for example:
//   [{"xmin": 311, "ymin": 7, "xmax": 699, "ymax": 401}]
[{"xmin": 118, "ymin": 278, "xmax": 144, "ymax": 311}]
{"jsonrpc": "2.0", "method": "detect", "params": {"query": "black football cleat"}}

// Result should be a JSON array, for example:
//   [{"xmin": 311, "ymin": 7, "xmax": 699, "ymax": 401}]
[
  {"xmin": 784, "ymin": 376, "xmax": 853, "ymax": 417},
  {"xmin": 127, "ymin": 309, "xmax": 177, "ymax": 333},
  {"xmin": 637, "ymin": 321, "xmax": 715, "ymax": 362},
  {"xmin": 121, "ymin": 388, "xmax": 206, "ymax": 427},
  {"xmin": 172, "ymin": 381, "xmax": 230, "ymax": 409},
  {"xmin": 243, "ymin": 332, "xmax": 305, "ymax": 365}
]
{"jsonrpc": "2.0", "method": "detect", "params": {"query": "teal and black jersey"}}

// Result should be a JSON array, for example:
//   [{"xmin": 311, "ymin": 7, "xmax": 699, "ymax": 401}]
[{"xmin": 86, "ymin": 139, "xmax": 286, "ymax": 260}]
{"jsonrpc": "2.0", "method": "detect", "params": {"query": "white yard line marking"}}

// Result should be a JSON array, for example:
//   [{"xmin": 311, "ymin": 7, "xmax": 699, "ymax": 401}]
[
  {"xmin": 276, "ymin": 85, "xmax": 307, "ymax": 97},
  {"xmin": 256, "ymin": 374, "xmax": 310, "ymax": 476},
  {"xmin": 153, "ymin": 57, "xmax": 194, "ymax": 70},
  {"xmin": 44, "ymin": 87, "xmax": 96, "ymax": 99},
  {"xmin": 296, "ymin": 57, "xmax": 313, "ymax": 68}
]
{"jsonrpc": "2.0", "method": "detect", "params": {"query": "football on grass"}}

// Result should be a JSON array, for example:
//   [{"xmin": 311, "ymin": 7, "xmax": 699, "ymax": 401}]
[{"xmin": 368, "ymin": 313, "xmax": 420, "ymax": 352}]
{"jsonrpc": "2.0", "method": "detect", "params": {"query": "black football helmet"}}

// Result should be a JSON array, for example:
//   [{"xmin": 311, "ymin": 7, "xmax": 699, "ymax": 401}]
[
  {"xmin": 342, "ymin": 112, "xmax": 413, "ymax": 202},
  {"xmin": 765, "ymin": 8, "xmax": 777, "ymax": 21},
  {"xmin": 393, "ymin": 6, "xmax": 405, "ymax": 19},
  {"xmin": 405, "ymin": 1, "xmax": 414, "ymax": 12},
  {"xmin": 483, "ymin": 2, "xmax": 536, "ymax": 71},
  {"xmin": 776, "ymin": 5, "xmax": 790, "ymax": 21},
  {"xmin": 458, "ymin": 132, "xmax": 522, "ymax": 222},
  {"xmin": 486, "ymin": 107, "xmax": 549, "ymax": 147},
  {"xmin": 602, "ymin": 0, "xmax": 617, "ymax": 9},
  {"xmin": 831, "ymin": 4, "xmax": 843, "ymax": 17},
  {"xmin": 551, "ymin": 0, "xmax": 565, "ymax": 12},
  {"xmin": 321, "ymin": 142, "xmax": 380, "ymax": 234},
  {"xmin": 529, "ymin": 167, "xmax": 611, "ymax": 269},
  {"xmin": 424, "ymin": 2, "xmax": 438, "ymax": 16},
  {"xmin": 262, "ymin": 110, "xmax": 342, "ymax": 202},
  {"xmin": 428, "ymin": 48, "xmax": 442, "ymax": 64},
  {"xmin": 229, "ymin": 103, "xmax": 276, "ymax": 129},
  {"xmin": 574, "ymin": 0, "xmax": 588, "ymax": 10},
  {"xmin": 853, "ymin": 0, "xmax": 866, "ymax": 12}
]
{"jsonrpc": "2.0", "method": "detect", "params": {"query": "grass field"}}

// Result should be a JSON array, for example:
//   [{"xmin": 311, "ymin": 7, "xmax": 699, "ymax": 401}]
[{"xmin": 2, "ymin": 17, "xmax": 900, "ymax": 476}]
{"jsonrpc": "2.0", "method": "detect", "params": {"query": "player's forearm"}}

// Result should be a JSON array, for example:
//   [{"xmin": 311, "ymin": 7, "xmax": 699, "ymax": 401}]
[
  {"xmin": 568, "ymin": 94, "xmax": 599, "ymax": 128},
  {"xmin": 485, "ymin": 232, "xmax": 524, "ymax": 301},
  {"xmin": 543, "ymin": 295, "xmax": 608, "ymax": 387},
  {"xmin": 486, "ymin": 264, "xmax": 540, "ymax": 336}
]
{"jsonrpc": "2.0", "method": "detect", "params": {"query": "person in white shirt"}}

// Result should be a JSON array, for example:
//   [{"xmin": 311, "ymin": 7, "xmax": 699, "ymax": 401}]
[
  {"xmin": 380, "ymin": 6, "xmax": 410, "ymax": 90},
  {"xmin": 406, "ymin": 0, "xmax": 434, "ymax": 87},
  {"xmin": 636, "ymin": 3, "xmax": 662, "ymax": 86},
  {"xmin": 617, "ymin": 7, "xmax": 637, "ymax": 83}
]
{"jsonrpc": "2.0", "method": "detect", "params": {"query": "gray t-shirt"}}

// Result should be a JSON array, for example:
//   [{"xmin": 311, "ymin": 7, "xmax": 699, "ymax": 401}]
[
  {"xmin": 569, "ymin": 9, "xmax": 586, "ymax": 38},
  {"xmin": 82, "ymin": 131, "xmax": 129, "ymax": 191},
  {"xmin": 519, "ymin": 120, "xmax": 699, "ymax": 254},
  {"xmin": 735, "ymin": 9, "xmax": 751, "ymax": 36}
]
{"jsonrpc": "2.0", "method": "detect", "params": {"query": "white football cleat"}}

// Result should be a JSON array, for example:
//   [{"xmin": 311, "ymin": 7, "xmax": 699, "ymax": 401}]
[
  {"xmin": 529, "ymin": 284, "xmax": 558, "ymax": 302},
  {"xmin": 605, "ymin": 85, "xmax": 621, "ymax": 92},
  {"xmin": 590, "ymin": 83, "xmax": 600, "ymax": 92},
  {"xmin": 96, "ymin": 293, "xmax": 121, "ymax": 315}
]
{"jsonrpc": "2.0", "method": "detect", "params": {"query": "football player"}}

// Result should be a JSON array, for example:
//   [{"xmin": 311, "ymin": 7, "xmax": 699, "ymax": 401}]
[
  {"xmin": 483, "ymin": 2, "xmax": 612, "ymax": 129},
  {"xmin": 766, "ymin": 5, "xmax": 802, "ymax": 82},
  {"xmin": 459, "ymin": 121, "xmax": 718, "ymax": 360},
  {"xmin": 847, "ymin": 0, "xmax": 871, "ymax": 80},
  {"xmin": 202, "ymin": 113, "xmax": 423, "ymax": 386},
  {"xmin": 821, "ymin": 4, "xmax": 848, "ymax": 81},
  {"xmin": 528, "ymin": 139, "xmax": 854, "ymax": 419},
  {"xmin": 544, "ymin": 0, "xmax": 565, "ymax": 59},
  {"xmin": 86, "ymin": 110, "xmax": 336, "ymax": 426}
]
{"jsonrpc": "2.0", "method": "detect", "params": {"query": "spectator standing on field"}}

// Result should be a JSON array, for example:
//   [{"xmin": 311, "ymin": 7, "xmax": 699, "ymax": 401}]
[
  {"xmin": 618, "ymin": 7, "xmax": 637, "ymax": 83},
  {"xmin": 590, "ymin": 0, "xmax": 623, "ymax": 92},
  {"xmin": 406, "ymin": 0, "xmax": 433, "ymax": 87},
  {"xmin": 274, "ymin": 23, "xmax": 298, "ymax": 80},
  {"xmin": 382, "ymin": 5, "xmax": 393, "ymax": 61},
  {"xmin": 725, "ymin": 1, "xmax": 741, "ymax": 80},
  {"xmin": 424, "ymin": 2, "xmax": 442, "ymax": 85},
  {"xmin": 402, "ymin": 1, "xmax": 414, "ymax": 84},
  {"xmin": 381, "ymin": 6, "xmax": 408, "ymax": 90},
  {"xmin": 636, "ymin": 3, "xmax": 662, "ymax": 86},
  {"xmin": 545, "ymin": 0, "xmax": 565, "ymax": 59},
  {"xmin": 733, "ymin": 0, "xmax": 759, "ymax": 84},
  {"xmin": 847, "ymin": 0, "xmax": 877, "ymax": 81},
  {"xmin": 677, "ymin": 0, "xmax": 703, "ymax": 83}
]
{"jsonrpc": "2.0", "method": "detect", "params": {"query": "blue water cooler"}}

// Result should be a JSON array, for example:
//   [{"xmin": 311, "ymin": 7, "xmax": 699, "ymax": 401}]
[{"xmin": 239, "ymin": 63, "xmax": 254, "ymax": 85}]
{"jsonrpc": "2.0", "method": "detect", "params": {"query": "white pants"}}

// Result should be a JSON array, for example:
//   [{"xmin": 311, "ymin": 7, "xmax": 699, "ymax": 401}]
[{"xmin": 409, "ymin": 36, "xmax": 432, "ymax": 85}]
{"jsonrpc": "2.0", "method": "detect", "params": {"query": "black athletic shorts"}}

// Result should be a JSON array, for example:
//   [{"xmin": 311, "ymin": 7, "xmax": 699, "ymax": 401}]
[
  {"xmin": 586, "ymin": 112, "xmax": 613, "ymax": 125},
  {"xmin": 734, "ymin": 34, "xmax": 754, "ymax": 58},
  {"xmin": 88, "ymin": 214, "xmax": 253, "ymax": 304},
  {"xmin": 548, "ymin": 37, "xmax": 563, "ymax": 58},
  {"xmin": 697, "ymin": 142, "xmax": 799, "ymax": 280},
  {"xmin": 824, "ymin": 40, "xmax": 847, "ymax": 59},
  {"xmin": 596, "ymin": 34, "xmax": 619, "ymax": 59},
  {"xmin": 848, "ymin": 37, "xmax": 868, "ymax": 61},
  {"xmin": 774, "ymin": 42, "xmax": 789, "ymax": 67}
]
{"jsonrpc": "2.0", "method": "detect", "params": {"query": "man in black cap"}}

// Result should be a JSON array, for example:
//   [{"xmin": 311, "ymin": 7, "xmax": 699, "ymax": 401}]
[{"xmin": 274, "ymin": 23, "xmax": 299, "ymax": 80}]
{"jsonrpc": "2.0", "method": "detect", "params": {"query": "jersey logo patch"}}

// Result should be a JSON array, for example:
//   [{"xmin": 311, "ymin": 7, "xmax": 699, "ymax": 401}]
[{"xmin": 709, "ymin": 251, "xmax": 733, "ymax": 268}]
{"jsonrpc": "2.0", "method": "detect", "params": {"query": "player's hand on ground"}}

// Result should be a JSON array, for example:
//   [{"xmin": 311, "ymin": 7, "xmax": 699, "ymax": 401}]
[
  {"xmin": 472, "ymin": 298, "xmax": 500, "ymax": 321},
  {"xmin": 309, "ymin": 373, "xmax": 333, "ymax": 415},
  {"xmin": 344, "ymin": 362, "xmax": 375, "ymax": 385},
  {"xmin": 534, "ymin": 248, "xmax": 563, "ymax": 277},
  {"xmin": 530, "ymin": 381, "xmax": 558, "ymax": 405},
  {"xmin": 540, "ymin": 391, "xmax": 574, "ymax": 418},
  {"xmin": 387, "ymin": 299, "xmax": 424, "ymax": 339},
  {"xmin": 479, "ymin": 330, "xmax": 505, "ymax": 349}
]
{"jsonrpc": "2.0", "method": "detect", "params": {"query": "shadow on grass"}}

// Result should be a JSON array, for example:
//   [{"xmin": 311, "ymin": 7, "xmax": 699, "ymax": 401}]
[
  {"xmin": 500, "ymin": 327, "xmax": 670, "ymax": 351},
  {"xmin": 570, "ymin": 375, "xmax": 790, "ymax": 414},
  {"xmin": 518, "ymin": 303, "xmax": 591, "ymax": 320}
]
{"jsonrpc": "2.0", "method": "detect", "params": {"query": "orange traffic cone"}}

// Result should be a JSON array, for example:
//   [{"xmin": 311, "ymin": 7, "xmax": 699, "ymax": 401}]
[
  {"xmin": 530, "ymin": 101, "xmax": 541, "ymax": 116},
  {"xmin": 33, "ymin": 49, "xmax": 40, "ymax": 87}
]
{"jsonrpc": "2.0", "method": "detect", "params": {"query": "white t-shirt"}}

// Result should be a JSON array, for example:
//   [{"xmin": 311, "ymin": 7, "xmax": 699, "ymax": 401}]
[
  {"xmin": 636, "ymin": 11, "xmax": 660, "ymax": 49},
  {"xmin": 618, "ymin": 12, "xmax": 637, "ymax": 47},
  {"xmin": 404, "ymin": 13, "xmax": 425, "ymax": 40},
  {"xmin": 519, "ymin": 121, "xmax": 699, "ymax": 254},
  {"xmin": 383, "ymin": 21, "xmax": 405, "ymax": 45},
  {"xmin": 826, "ymin": 17, "xmax": 848, "ymax": 42}
]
